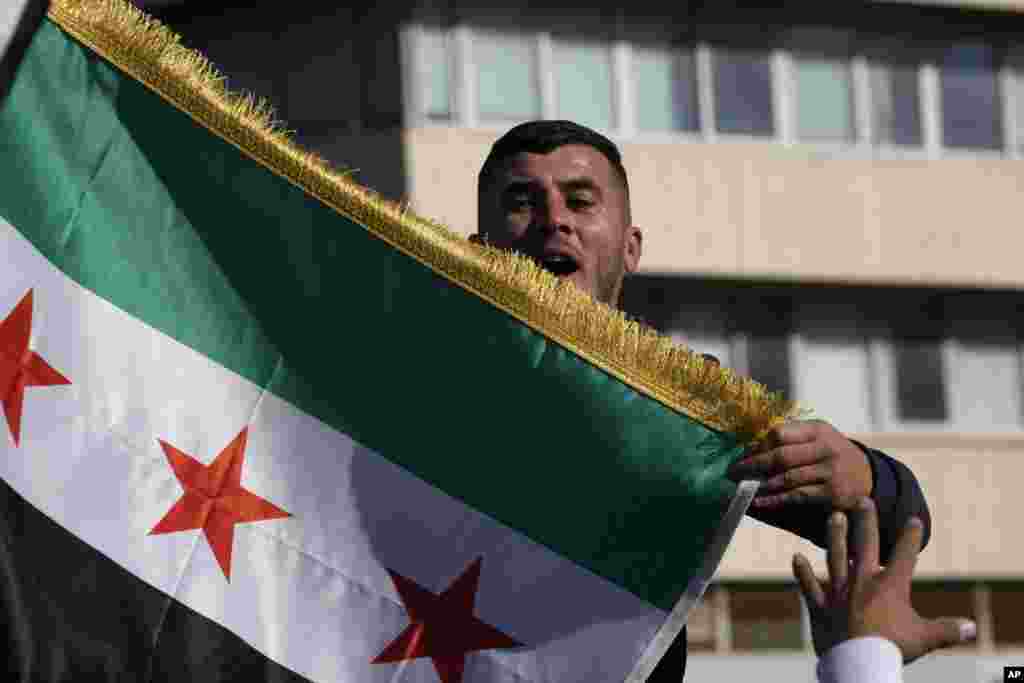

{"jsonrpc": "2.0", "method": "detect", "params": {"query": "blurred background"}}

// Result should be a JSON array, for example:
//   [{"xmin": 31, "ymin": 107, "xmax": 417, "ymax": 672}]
[{"xmin": 139, "ymin": 0, "xmax": 1024, "ymax": 680}]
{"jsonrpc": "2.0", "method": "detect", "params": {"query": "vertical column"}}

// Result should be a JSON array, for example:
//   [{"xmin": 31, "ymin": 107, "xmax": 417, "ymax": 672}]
[
  {"xmin": 800, "ymin": 589, "xmax": 814, "ymax": 654},
  {"xmin": 975, "ymin": 583, "xmax": 995, "ymax": 653},
  {"xmin": 773, "ymin": 47, "xmax": 795, "ymax": 146},
  {"xmin": 399, "ymin": 23, "xmax": 422, "ymax": 129},
  {"xmin": 452, "ymin": 24, "xmax": 474, "ymax": 128},
  {"xmin": 713, "ymin": 585, "xmax": 733, "ymax": 653},
  {"xmin": 695, "ymin": 42, "xmax": 716, "ymax": 142},
  {"xmin": 537, "ymin": 32, "xmax": 555, "ymax": 120},
  {"xmin": 852, "ymin": 53, "xmax": 874, "ymax": 149},
  {"xmin": 1000, "ymin": 51, "xmax": 1020, "ymax": 159},
  {"xmin": 612, "ymin": 9, "xmax": 633, "ymax": 139},
  {"xmin": 920, "ymin": 61, "xmax": 942, "ymax": 159}
]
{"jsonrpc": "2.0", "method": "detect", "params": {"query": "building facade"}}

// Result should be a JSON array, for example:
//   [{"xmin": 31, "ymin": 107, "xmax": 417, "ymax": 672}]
[{"xmin": 150, "ymin": 1, "xmax": 1024, "ymax": 680}]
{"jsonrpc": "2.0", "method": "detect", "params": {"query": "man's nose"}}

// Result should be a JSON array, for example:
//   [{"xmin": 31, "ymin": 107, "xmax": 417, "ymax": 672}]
[{"xmin": 537, "ymin": 195, "xmax": 573, "ymax": 235}]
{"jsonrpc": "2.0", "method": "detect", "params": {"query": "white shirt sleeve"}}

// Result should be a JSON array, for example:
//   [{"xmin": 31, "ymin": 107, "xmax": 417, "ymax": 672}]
[{"xmin": 817, "ymin": 636, "xmax": 903, "ymax": 683}]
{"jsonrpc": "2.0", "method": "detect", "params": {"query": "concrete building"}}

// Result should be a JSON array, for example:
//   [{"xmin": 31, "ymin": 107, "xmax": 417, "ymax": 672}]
[{"xmin": 147, "ymin": 0, "xmax": 1024, "ymax": 680}]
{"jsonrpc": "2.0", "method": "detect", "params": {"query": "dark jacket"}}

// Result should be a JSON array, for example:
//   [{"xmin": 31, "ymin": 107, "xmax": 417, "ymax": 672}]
[{"xmin": 648, "ymin": 442, "xmax": 932, "ymax": 681}]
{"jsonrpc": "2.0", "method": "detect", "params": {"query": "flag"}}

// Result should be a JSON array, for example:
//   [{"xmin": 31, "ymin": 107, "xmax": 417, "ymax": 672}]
[{"xmin": 0, "ymin": 1, "xmax": 797, "ymax": 681}]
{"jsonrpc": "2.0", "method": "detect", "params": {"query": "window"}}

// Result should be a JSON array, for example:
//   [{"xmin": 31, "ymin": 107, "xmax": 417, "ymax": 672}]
[
  {"xmin": 711, "ymin": 44, "xmax": 774, "ymax": 137},
  {"xmin": 949, "ymin": 337, "xmax": 1021, "ymax": 429},
  {"xmin": 746, "ymin": 335, "xmax": 792, "ymax": 398},
  {"xmin": 869, "ymin": 47, "xmax": 923, "ymax": 146},
  {"xmin": 945, "ymin": 295, "xmax": 1022, "ymax": 431},
  {"xmin": 663, "ymin": 299, "xmax": 733, "ymax": 370},
  {"xmin": 474, "ymin": 31, "xmax": 539, "ymax": 121},
  {"xmin": 742, "ymin": 298, "xmax": 793, "ymax": 398},
  {"xmin": 554, "ymin": 39, "xmax": 615, "ymax": 131},
  {"xmin": 940, "ymin": 43, "xmax": 1002, "ymax": 150},
  {"xmin": 637, "ymin": 280, "xmax": 1024, "ymax": 433},
  {"xmin": 792, "ymin": 45, "xmax": 855, "ymax": 142},
  {"xmin": 414, "ymin": 17, "xmax": 1024, "ymax": 155},
  {"xmin": 793, "ymin": 303, "xmax": 874, "ymax": 434},
  {"xmin": 421, "ymin": 29, "xmax": 452, "ymax": 121},
  {"xmin": 873, "ymin": 293, "xmax": 1024, "ymax": 430},
  {"xmin": 888, "ymin": 296, "xmax": 948, "ymax": 423},
  {"xmin": 633, "ymin": 45, "xmax": 699, "ymax": 133},
  {"xmin": 892, "ymin": 336, "xmax": 947, "ymax": 422}
]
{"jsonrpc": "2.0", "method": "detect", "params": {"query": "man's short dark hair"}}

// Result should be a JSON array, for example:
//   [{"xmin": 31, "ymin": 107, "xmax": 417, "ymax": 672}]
[{"xmin": 477, "ymin": 120, "xmax": 630, "ymax": 198}]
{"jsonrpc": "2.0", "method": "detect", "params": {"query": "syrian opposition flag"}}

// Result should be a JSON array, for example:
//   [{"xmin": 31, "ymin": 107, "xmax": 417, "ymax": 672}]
[{"xmin": 0, "ymin": 1, "xmax": 797, "ymax": 681}]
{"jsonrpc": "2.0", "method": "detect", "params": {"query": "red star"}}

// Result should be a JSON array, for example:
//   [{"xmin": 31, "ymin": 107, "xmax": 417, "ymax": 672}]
[
  {"xmin": 149, "ymin": 427, "xmax": 290, "ymax": 580},
  {"xmin": 0, "ymin": 289, "xmax": 71, "ymax": 446},
  {"xmin": 373, "ymin": 557, "xmax": 522, "ymax": 683}
]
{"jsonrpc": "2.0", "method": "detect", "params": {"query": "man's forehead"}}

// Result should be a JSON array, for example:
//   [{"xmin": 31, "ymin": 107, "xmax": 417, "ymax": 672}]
[{"xmin": 494, "ymin": 144, "xmax": 615, "ymax": 186}]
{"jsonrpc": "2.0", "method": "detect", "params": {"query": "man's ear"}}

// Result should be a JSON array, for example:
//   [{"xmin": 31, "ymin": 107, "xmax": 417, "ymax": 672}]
[{"xmin": 624, "ymin": 226, "xmax": 642, "ymax": 274}]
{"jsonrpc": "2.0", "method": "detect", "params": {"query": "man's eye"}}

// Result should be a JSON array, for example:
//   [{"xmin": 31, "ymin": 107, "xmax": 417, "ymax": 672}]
[
  {"xmin": 567, "ymin": 195, "xmax": 595, "ymax": 209},
  {"xmin": 505, "ymin": 195, "xmax": 532, "ymax": 210}
]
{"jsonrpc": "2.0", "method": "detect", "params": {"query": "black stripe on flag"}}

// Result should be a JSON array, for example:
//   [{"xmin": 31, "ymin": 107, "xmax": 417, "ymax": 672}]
[{"xmin": 0, "ymin": 475, "xmax": 313, "ymax": 683}]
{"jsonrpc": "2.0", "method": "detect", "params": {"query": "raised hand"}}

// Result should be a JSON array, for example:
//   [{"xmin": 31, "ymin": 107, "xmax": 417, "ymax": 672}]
[{"xmin": 793, "ymin": 498, "xmax": 975, "ymax": 664}]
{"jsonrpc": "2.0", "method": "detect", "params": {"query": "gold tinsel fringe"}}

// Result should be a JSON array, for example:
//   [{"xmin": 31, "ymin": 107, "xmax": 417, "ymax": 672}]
[{"xmin": 46, "ymin": 0, "xmax": 804, "ymax": 444}]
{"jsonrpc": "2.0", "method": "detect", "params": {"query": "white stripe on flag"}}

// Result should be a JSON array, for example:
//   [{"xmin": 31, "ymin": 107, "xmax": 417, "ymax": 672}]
[
  {"xmin": 0, "ymin": 217, "xmax": 669, "ymax": 683},
  {"xmin": 0, "ymin": 0, "xmax": 33, "ymax": 59}
]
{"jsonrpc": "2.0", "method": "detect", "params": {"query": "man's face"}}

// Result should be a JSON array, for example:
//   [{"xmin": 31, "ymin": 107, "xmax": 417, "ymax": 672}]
[{"xmin": 476, "ymin": 144, "xmax": 642, "ymax": 307}]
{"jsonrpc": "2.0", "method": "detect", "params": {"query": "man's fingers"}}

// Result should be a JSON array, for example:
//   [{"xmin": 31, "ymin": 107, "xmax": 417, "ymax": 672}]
[
  {"xmin": 792, "ymin": 553, "xmax": 826, "ymax": 609},
  {"xmin": 750, "ymin": 484, "xmax": 828, "ymax": 509},
  {"xmin": 758, "ymin": 463, "xmax": 829, "ymax": 494},
  {"xmin": 827, "ymin": 511, "xmax": 848, "ymax": 600},
  {"xmin": 920, "ymin": 618, "xmax": 977, "ymax": 655},
  {"xmin": 771, "ymin": 420, "xmax": 824, "ymax": 445},
  {"xmin": 740, "ymin": 420, "xmax": 826, "ymax": 460},
  {"xmin": 727, "ymin": 442, "xmax": 823, "ymax": 480},
  {"xmin": 851, "ymin": 497, "xmax": 880, "ymax": 581},
  {"xmin": 886, "ymin": 517, "xmax": 924, "ymax": 584}
]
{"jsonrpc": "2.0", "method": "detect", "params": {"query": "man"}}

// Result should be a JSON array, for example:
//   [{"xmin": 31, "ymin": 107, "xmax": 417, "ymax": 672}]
[
  {"xmin": 470, "ymin": 120, "xmax": 932, "ymax": 680},
  {"xmin": 799, "ymin": 498, "xmax": 975, "ymax": 682}
]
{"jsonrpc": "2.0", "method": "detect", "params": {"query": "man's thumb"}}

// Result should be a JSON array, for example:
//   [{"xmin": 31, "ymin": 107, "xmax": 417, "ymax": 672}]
[{"xmin": 923, "ymin": 618, "xmax": 976, "ymax": 652}]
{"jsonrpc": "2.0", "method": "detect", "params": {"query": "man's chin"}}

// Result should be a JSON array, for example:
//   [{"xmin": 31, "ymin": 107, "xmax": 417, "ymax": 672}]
[{"xmin": 560, "ymin": 272, "xmax": 597, "ymax": 299}]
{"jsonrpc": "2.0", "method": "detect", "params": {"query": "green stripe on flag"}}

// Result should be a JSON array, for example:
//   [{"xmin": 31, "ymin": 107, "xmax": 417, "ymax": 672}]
[{"xmin": 0, "ymin": 16, "xmax": 747, "ymax": 610}]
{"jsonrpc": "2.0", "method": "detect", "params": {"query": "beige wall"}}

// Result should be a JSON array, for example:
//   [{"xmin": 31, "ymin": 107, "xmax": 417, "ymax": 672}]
[
  {"xmin": 404, "ymin": 126, "xmax": 1024, "ymax": 289},
  {"xmin": 718, "ymin": 432, "xmax": 1024, "ymax": 579}
]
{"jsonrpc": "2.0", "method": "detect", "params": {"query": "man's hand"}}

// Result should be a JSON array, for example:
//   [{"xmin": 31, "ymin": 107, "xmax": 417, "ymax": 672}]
[
  {"xmin": 793, "ymin": 498, "xmax": 975, "ymax": 664},
  {"xmin": 726, "ymin": 420, "xmax": 872, "ymax": 511}
]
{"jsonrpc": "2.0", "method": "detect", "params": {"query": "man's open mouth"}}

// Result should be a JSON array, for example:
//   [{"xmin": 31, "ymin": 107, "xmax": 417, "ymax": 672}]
[{"xmin": 536, "ymin": 254, "xmax": 579, "ymax": 277}]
